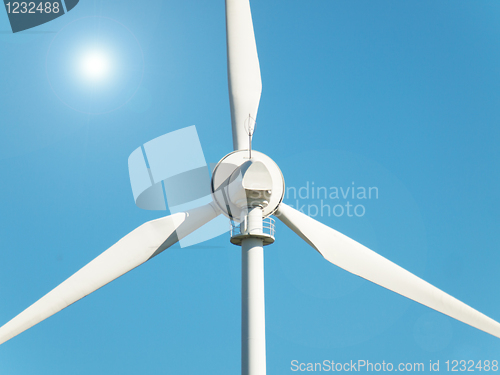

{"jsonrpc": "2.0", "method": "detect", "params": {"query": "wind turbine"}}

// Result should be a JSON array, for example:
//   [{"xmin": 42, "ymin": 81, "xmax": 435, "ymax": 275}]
[{"xmin": 1, "ymin": 1, "xmax": 499, "ymax": 374}]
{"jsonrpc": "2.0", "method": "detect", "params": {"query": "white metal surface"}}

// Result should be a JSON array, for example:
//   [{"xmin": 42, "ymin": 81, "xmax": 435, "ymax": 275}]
[
  {"xmin": 228, "ymin": 161, "xmax": 273, "ymax": 209},
  {"xmin": 211, "ymin": 150, "xmax": 285, "ymax": 220},
  {"xmin": 0, "ymin": 203, "xmax": 220, "ymax": 346},
  {"xmin": 225, "ymin": 0, "xmax": 262, "ymax": 151},
  {"xmin": 241, "ymin": 207, "xmax": 266, "ymax": 375},
  {"xmin": 276, "ymin": 202, "xmax": 500, "ymax": 339}
]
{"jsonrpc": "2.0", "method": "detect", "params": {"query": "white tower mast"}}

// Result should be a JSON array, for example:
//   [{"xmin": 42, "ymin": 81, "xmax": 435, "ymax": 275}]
[{"xmin": 241, "ymin": 208, "xmax": 266, "ymax": 375}]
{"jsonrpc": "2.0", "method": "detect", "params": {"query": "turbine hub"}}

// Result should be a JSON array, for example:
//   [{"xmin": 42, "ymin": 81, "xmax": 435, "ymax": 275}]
[{"xmin": 211, "ymin": 150, "xmax": 285, "ymax": 221}]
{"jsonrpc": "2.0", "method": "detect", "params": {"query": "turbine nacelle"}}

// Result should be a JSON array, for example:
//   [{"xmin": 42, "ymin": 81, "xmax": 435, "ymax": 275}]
[
  {"xmin": 211, "ymin": 150, "xmax": 285, "ymax": 222},
  {"xmin": 228, "ymin": 160, "xmax": 272, "ymax": 209}
]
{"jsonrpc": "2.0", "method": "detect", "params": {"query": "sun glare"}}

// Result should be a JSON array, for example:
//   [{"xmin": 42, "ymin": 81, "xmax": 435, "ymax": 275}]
[{"xmin": 81, "ymin": 51, "xmax": 110, "ymax": 81}]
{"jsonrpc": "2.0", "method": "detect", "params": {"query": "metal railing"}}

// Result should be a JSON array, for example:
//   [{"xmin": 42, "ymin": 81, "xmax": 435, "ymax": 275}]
[{"xmin": 230, "ymin": 216, "xmax": 276, "ymax": 238}]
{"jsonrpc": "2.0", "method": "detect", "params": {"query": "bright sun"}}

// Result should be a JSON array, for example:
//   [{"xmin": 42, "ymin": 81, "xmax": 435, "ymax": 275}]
[{"xmin": 81, "ymin": 51, "xmax": 110, "ymax": 81}]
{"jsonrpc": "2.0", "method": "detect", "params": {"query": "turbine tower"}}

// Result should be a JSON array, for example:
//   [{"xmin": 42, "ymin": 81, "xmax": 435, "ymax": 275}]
[{"xmin": 1, "ymin": 1, "xmax": 500, "ymax": 375}]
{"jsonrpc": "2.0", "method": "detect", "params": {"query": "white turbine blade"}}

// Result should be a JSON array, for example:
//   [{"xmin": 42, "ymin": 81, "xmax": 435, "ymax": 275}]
[
  {"xmin": 225, "ymin": 0, "xmax": 262, "ymax": 150},
  {"xmin": 0, "ymin": 203, "xmax": 220, "ymax": 346},
  {"xmin": 276, "ymin": 202, "xmax": 500, "ymax": 339}
]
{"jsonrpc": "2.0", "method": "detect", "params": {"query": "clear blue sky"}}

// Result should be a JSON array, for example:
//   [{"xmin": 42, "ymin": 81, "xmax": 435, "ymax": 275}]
[{"xmin": 1, "ymin": 1, "xmax": 499, "ymax": 374}]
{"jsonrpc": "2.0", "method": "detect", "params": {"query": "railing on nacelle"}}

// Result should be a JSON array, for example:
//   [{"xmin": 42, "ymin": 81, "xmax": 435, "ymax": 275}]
[{"xmin": 230, "ymin": 216, "xmax": 276, "ymax": 246}]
